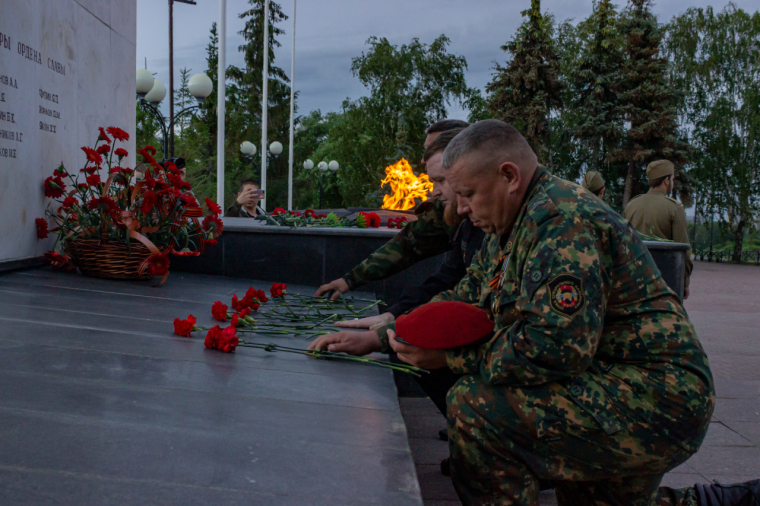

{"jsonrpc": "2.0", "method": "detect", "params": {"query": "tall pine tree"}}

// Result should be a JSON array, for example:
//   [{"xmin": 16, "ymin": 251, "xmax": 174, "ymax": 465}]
[
  {"xmin": 229, "ymin": 0, "xmax": 295, "ymax": 206},
  {"xmin": 486, "ymin": 0, "xmax": 564, "ymax": 166},
  {"xmin": 614, "ymin": 0, "xmax": 690, "ymax": 207},
  {"xmin": 571, "ymin": 0, "xmax": 627, "ymax": 207}
]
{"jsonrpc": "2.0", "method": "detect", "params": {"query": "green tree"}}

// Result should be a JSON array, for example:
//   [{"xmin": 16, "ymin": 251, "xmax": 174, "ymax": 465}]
[
  {"xmin": 228, "ymin": 0, "xmax": 294, "ymax": 208},
  {"xmin": 665, "ymin": 4, "xmax": 760, "ymax": 261},
  {"xmin": 486, "ymin": 0, "xmax": 564, "ymax": 166},
  {"xmin": 174, "ymin": 67, "xmax": 193, "ymax": 136},
  {"xmin": 135, "ymin": 101, "xmax": 163, "ymax": 161},
  {"xmin": 569, "ymin": 0, "xmax": 627, "ymax": 207},
  {"xmin": 614, "ymin": 0, "xmax": 690, "ymax": 207},
  {"xmin": 295, "ymin": 35, "xmax": 473, "ymax": 207}
]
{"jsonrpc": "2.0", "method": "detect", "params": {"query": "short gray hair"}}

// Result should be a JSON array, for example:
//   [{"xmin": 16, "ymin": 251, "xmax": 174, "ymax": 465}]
[{"xmin": 441, "ymin": 119, "xmax": 530, "ymax": 170}]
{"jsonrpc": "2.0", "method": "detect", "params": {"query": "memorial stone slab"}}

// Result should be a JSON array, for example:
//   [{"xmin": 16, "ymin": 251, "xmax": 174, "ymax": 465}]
[{"xmin": 0, "ymin": 0, "xmax": 137, "ymax": 266}]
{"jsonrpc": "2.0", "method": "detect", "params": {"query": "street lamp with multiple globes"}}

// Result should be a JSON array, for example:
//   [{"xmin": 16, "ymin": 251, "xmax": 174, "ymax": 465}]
[
  {"xmin": 304, "ymin": 159, "xmax": 339, "ymax": 209},
  {"xmin": 135, "ymin": 69, "xmax": 213, "ymax": 161}
]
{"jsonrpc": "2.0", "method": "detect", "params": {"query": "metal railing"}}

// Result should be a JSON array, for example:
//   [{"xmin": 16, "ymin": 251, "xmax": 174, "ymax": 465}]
[{"xmin": 694, "ymin": 249, "xmax": 760, "ymax": 265}]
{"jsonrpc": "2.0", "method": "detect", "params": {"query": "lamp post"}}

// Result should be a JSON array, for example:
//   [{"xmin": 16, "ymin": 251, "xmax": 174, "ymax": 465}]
[
  {"xmin": 136, "ymin": 70, "xmax": 213, "ymax": 162},
  {"xmin": 241, "ymin": 141, "xmax": 281, "ymax": 207},
  {"xmin": 304, "ymin": 159, "xmax": 338, "ymax": 209}
]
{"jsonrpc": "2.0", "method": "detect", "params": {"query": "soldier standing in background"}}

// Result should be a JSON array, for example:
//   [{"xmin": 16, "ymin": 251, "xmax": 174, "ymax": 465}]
[
  {"xmin": 581, "ymin": 170, "xmax": 606, "ymax": 200},
  {"xmin": 624, "ymin": 160, "xmax": 693, "ymax": 299}
]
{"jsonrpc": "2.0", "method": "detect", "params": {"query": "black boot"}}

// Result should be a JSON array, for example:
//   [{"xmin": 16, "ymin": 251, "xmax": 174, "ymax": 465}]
[
  {"xmin": 696, "ymin": 480, "xmax": 760, "ymax": 506},
  {"xmin": 440, "ymin": 457, "xmax": 451, "ymax": 477}
]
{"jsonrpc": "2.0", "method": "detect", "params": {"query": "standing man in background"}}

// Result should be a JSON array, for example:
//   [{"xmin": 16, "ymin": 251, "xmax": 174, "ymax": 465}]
[
  {"xmin": 581, "ymin": 170, "xmax": 606, "ymax": 200},
  {"xmin": 624, "ymin": 160, "xmax": 693, "ymax": 299}
]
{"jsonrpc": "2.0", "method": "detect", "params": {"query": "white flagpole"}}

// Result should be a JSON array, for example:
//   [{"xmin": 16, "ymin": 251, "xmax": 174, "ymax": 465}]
[
  {"xmin": 261, "ymin": 0, "xmax": 270, "ymax": 210},
  {"xmin": 287, "ymin": 0, "xmax": 296, "ymax": 211},
  {"xmin": 216, "ymin": 0, "xmax": 226, "ymax": 209}
]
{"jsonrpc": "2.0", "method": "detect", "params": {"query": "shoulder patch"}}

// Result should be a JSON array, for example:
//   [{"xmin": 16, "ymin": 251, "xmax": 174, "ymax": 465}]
[{"xmin": 548, "ymin": 274, "xmax": 586, "ymax": 319}]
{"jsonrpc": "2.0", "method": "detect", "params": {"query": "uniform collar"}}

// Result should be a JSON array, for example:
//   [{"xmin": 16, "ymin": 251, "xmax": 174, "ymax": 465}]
[
  {"xmin": 648, "ymin": 188, "xmax": 667, "ymax": 196},
  {"xmin": 499, "ymin": 165, "xmax": 548, "ymax": 254}
]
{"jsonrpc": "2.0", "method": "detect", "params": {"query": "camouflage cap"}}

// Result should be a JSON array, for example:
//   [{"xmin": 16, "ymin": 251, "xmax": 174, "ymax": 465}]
[
  {"xmin": 581, "ymin": 171, "xmax": 605, "ymax": 193},
  {"xmin": 646, "ymin": 160, "xmax": 674, "ymax": 180}
]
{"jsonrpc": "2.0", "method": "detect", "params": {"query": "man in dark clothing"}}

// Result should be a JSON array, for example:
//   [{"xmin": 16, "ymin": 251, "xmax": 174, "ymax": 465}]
[{"xmin": 224, "ymin": 179, "xmax": 264, "ymax": 217}]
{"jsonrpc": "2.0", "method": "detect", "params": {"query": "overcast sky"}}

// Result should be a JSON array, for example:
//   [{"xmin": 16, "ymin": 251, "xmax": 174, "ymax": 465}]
[{"xmin": 137, "ymin": 0, "xmax": 754, "ymax": 121}]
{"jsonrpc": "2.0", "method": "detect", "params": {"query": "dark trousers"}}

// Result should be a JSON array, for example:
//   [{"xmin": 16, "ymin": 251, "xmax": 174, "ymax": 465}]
[{"xmin": 390, "ymin": 352, "xmax": 461, "ymax": 417}]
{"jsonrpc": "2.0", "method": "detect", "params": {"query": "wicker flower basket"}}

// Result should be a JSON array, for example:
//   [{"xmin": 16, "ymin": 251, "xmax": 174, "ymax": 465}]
[{"xmin": 67, "ymin": 238, "xmax": 153, "ymax": 280}]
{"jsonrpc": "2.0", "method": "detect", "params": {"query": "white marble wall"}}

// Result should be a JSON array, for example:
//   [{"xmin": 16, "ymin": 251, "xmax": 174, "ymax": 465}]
[{"xmin": 0, "ymin": 0, "xmax": 136, "ymax": 263}]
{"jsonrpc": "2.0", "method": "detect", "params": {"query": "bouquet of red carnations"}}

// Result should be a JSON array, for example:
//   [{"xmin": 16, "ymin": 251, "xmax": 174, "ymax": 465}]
[{"xmin": 36, "ymin": 126, "xmax": 223, "ymax": 283}]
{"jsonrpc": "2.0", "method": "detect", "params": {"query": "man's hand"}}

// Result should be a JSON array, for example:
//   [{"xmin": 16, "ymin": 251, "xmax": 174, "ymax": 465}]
[
  {"xmin": 308, "ymin": 330, "xmax": 381, "ymax": 356},
  {"xmin": 388, "ymin": 329, "xmax": 448, "ymax": 369},
  {"xmin": 336, "ymin": 312, "xmax": 395, "ymax": 330},
  {"xmin": 684, "ymin": 285, "xmax": 690, "ymax": 300},
  {"xmin": 236, "ymin": 187, "xmax": 258, "ymax": 206},
  {"xmin": 314, "ymin": 278, "xmax": 350, "ymax": 300}
]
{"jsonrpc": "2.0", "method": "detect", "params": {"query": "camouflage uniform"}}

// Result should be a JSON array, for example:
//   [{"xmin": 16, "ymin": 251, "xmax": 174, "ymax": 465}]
[
  {"xmin": 378, "ymin": 168, "xmax": 714, "ymax": 506},
  {"xmin": 342, "ymin": 199, "xmax": 457, "ymax": 290}
]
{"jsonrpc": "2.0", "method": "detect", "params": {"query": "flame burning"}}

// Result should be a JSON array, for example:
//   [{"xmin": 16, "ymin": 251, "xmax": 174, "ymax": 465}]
[{"xmin": 380, "ymin": 158, "xmax": 433, "ymax": 211}]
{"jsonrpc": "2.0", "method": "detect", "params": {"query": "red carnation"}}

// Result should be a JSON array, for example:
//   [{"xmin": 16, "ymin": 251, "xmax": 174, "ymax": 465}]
[
  {"xmin": 96, "ymin": 144, "xmax": 110, "ymax": 155},
  {"xmin": 366, "ymin": 212, "xmax": 381, "ymax": 228},
  {"xmin": 139, "ymin": 191, "xmax": 158, "ymax": 214},
  {"xmin": 77, "ymin": 183, "xmax": 88, "ymax": 193},
  {"xmin": 204, "ymin": 238, "xmax": 218, "ymax": 246},
  {"xmin": 316, "ymin": 214, "xmax": 327, "ymax": 219},
  {"xmin": 86, "ymin": 174, "xmax": 101, "ymax": 186},
  {"xmin": 204, "ymin": 325, "xmax": 239, "ymax": 353},
  {"xmin": 137, "ymin": 148, "xmax": 156, "ymax": 165},
  {"xmin": 44, "ymin": 250, "xmax": 74, "ymax": 270},
  {"xmin": 239, "ymin": 307, "xmax": 252, "ymax": 318},
  {"xmin": 173, "ymin": 314, "xmax": 197, "ymax": 337},
  {"xmin": 171, "ymin": 249, "xmax": 200, "ymax": 257},
  {"xmin": 205, "ymin": 198, "xmax": 222, "ymax": 215},
  {"xmin": 272, "ymin": 207, "xmax": 286, "ymax": 215},
  {"xmin": 35, "ymin": 218, "xmax": 49, "ymax": 239},
  {"xmin": 54, "ymin": 164, "xmax": 68, "ymax": 177},
  {"xmin": 98, "ymin": 127, "xmax": 111, "ymax": 143},
  {"xmin": 304, "ymin": 209, "xmax": 316, "ymax": 218},
  {"xmin": 387, "ymin": 218, "xmax": 397, "ymax": 228},
  {"xmin": 180, "ymin": 193, "xmax": 198, "ymax": 206},
  {"xmin": 61, "ymin": 196, "xmax": 77, "ymax": 211},
  {"xmin": 43, "ymin": 176, "xmax": 66, "ymax": 198},
  {"xmin": 245, "ymin": 287, "xmax": 268, "ymax": 304},
  {"xmin": 270, "ymin": 282, "xmax": 287, "ymax": 299},
  {"xmin": 231, "ymin": 294, "xmax": 240, "ymax": 310},
  {"xmin": 81, "ymin": 165, "xmax": 99, "ymax": 175},
  {"xmin": 147, "ymin": 252, "xmax": 170, "ymax": 276},
  {"xmin": 230, "ymin": 313, "xmax": 240, "ymax": 328},
  {"xmin": 114, "ymin": 148, "xmax": 128, "ymax": 158},
  {"xmin": 81, "ymin": 146, "xmax": 103, "ymax": 166},
  {"xmin": 202, "ymin": 214, "xmax": 224, "ymax": 238},
  {"xmin": 211, "ymin": 301, "xmax": 228, "ymax": 322},
  {"xmin": 107, "ymin": 126, "xmax": 129, "ymax": 142},
  {"xmin": 145, "ymin": 146, "xmax": 157, "ymax": 155},
  {"xmin": 87, "ymin": 197, "xmax": 119, "ymax": 214}
]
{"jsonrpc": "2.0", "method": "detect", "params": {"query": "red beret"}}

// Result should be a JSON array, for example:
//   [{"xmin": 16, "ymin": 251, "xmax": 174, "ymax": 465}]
[{"xmin": 395, "ymin": 301, "xmax": 494, "ymax": 350}]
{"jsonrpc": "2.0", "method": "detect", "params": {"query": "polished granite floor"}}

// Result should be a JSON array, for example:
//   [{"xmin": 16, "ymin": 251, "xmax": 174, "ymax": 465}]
[{"xmin": 0, "ymin": 269, "xmax": 422, "ymax": 505}]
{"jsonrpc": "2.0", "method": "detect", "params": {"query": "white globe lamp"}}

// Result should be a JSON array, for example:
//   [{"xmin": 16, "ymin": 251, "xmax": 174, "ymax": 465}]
[
  {"xmin": 303, "ymin": 159, "xmax": 314, "ymax": 170},
  {"xmin": 328, "ymin": 160, "xmax": 339, "ymax": 172},
  {"xmin": 188, "ymin": 73, "xmax": 213, "ymax": 103},
  {"xmin": 136, "ymin": 69, "xmax": 154, "ymax": 98},
  {"xmin": 269, "ymin": 141, "xmax": 283, "ymax": 157},
  {"xmin": 144, "ymin": 79, "xmax": 166, "ymax": 105},
  {"xmin": 240, "ymin": 141, "xmax": 256, "ymax": 156}
]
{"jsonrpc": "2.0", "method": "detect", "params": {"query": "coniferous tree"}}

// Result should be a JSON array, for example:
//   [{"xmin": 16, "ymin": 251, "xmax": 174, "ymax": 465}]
[
  {"xmin": 614, "ymin": 0, "xmax": 690, "ymax": 207},
  {"xmin": 174, "ymin": 67, "xmax": 193, "ymax": 136},
  {"xmin": 570, "ymin": 0, "xmax": 627, "ymax": 207},
  {"xmin": 229, "ymin": 0, "xmax": 295, "ymax": 206},
  {"xmin": 486, "ymin": 0, "xmax": 564, "ymax": 166}
]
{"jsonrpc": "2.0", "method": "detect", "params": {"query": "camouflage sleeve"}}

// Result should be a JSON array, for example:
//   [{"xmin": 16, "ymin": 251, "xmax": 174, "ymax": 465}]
[
  {"xmin": 373, "ymin": 238, "xmax": 489, "ymax": 353},
  {"xmin": 447, "ymin": 219, "xmax": 606, "ymax": 384},
  {"xmin": 672, "ymin": 205, "xmax": 693, "ymax": 287},
  {"xmin": 343, "ymin": 200, "xmax": 454, "ymax": 289}
]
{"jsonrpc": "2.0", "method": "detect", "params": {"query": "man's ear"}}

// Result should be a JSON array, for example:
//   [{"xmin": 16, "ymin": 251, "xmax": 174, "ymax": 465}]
[{"xmin": 498, "ymin": 162, "xmax": 521, "ymax": 192}]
